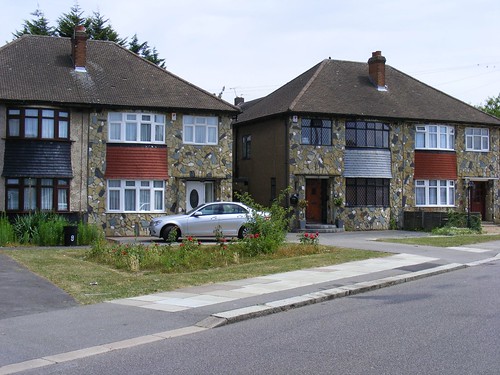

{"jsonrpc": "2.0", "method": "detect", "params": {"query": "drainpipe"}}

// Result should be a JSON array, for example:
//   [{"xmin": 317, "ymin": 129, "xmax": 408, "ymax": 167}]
[{"xmin": 284, "ymin": 116, "xmax": 290, "ymax": 206}]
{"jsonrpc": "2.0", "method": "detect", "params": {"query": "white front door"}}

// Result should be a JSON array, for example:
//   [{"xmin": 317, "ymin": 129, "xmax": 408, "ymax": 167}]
[{"xmin": 186, "ymin": 181, "xmax": 214, "ymax": 211}]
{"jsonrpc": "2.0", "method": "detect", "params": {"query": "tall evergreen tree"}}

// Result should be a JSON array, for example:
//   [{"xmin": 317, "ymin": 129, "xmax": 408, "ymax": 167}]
[
  {"xmin": 13, "ymin": 7, "xmax": 55, "ymax": 38},
  {"xmin": 86, "ymin": 11, "xmax": 126, "ymax": 45},
  {"xmin": 129, "ymin": 35, "xmax": 166, "ymax": 68},
  {"xmin": 56, "ymin": 3, "xmax": 89, "ymax": 37},
  {"xmin": 12, "ymin": 6, "xmax": 165, "ymax": 67}
]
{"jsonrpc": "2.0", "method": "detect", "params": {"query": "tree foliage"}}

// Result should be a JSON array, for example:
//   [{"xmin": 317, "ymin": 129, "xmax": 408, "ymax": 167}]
[
  {"xmin": 13, "ymin": 7, "xmax": 55, "ymax": 37},
  {"xmin": 476, "ymin": 93, "xmax": 500, "ymax": 118},
  {"xmin": 12, "ymin": 4, "xmax": 165, "ymax": 67}
]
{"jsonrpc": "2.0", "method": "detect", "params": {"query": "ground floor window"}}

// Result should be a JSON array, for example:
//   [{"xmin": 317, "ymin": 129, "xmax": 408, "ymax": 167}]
[
  {"xmin": 6, "ymin": 178, "xmax": 69, "ymax": 212},
  {"xmin": 346, "ymin": 178, "xmax": 389, "ymax": 206},
  {"xmin": 415, "ymin": 180, "xmax": 455, "ymax": 206},
  {"xmin": 107, "ymin": 180, "xmax": 165, "ymax": 212}
]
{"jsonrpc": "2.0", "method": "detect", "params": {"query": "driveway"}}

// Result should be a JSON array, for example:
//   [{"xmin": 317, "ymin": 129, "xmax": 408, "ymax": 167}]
[{"xmin": 0, "ymin": 253, "xmax": 77, "ymax": 319}]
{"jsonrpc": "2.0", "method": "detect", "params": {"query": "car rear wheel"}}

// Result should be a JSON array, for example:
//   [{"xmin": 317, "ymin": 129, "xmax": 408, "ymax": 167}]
[
  {"xmin": 162, "ymin": 225, "xmax": 180, "ymax": 242},
  {"xmin": 238, "ymin": 225, "xmax": 249, "ymax": 239}
]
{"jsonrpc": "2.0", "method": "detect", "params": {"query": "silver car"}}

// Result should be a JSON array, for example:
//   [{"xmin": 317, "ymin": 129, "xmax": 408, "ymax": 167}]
[{"xmin": 149, "ymin": 202, "xmax": 263, "ymax": 241}]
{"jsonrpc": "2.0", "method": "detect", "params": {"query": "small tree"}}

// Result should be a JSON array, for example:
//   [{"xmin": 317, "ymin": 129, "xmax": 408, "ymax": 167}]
[{"xmin": 476, "ymin": 93, "xmax": 500, "ymax": 118}]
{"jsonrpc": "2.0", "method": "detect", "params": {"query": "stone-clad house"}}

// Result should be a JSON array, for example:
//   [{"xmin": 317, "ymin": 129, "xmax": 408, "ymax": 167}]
[
  {"xmin": 233, "ymin": 51, "xmax": 500, "ymax": 231},
  {"xmin": 0, "ymin": 27, "xmax": 239, "ymax": 236}
]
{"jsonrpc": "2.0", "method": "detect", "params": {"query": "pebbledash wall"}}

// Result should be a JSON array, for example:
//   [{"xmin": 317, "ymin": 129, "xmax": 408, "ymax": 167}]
[
  {"xmin": 287, "ymin": 116, "xmax": 500, "ymax": 231},
  {"xmin": 87, "ymin": 110, "xmax": 233, "ymax": 237}
]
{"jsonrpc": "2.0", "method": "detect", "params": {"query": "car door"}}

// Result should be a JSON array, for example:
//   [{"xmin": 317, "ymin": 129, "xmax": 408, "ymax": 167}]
[
  {"xmin": 217, "ymin": 203, "xmax": 249, "ymax": 237},
  {"xmin": 186, "ymin": 203, "xmax": 221, "ymax": 237}
]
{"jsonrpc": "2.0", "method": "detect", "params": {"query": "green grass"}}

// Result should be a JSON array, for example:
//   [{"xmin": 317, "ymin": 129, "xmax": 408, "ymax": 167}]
[
  {"xmin": 1, "ymin": 244, "xmax": 388, "ymax": 305},
  {"xmin": 379, "ymin": 233, "xmax": 500, "ymax": 247}
]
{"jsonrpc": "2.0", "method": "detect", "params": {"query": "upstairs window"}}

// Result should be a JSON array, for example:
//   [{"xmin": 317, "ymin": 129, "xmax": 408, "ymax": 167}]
[
  {"xmin": 183, "ymin": 115, "xmax": 218, "ymax": 145},
  {"xmin": 415, "ymin": 125, "xmax": 454, "ymax": 150},
  {"xmin": 301, "ymin": 119, "xmax": 332, "ymax": 145},
  {"xmin": 7, "ymin": 108, "xmax": 69, "ymax": 140},
  {"xmin": 346, "ymin": 121, "xmax": 389, "ymax": 148},
  {"xmin": 242, "ymin": 135, "xmax": 251, "ymax": 159},
  {"xmin": 465, "ymin": 128, "xmax": 489, "ymax": 151},
  {"xmin": 108, "ymin": 112, "xmax": 165, "ymax": 144}
]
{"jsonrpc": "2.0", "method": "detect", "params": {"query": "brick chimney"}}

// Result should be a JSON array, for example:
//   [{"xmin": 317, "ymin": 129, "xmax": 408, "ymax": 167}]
[
  {"xmin": 368, "ymin": 51, "xmax": 387, "ymax": 91},
  {"xmin": 72, "ymin": 25, "xmax": 87, "ymax": 72},
  {"xmin": 234, "ymin": 97, "xmax": 245, "ymax": 106}
]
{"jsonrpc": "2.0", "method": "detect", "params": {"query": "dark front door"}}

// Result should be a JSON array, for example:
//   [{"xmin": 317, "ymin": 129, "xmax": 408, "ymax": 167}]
[
  {"xmin": 306, "ymin": 179, "xmax": 326, "ymax": 223},
  {"xmin": 470, "ymin": 181, "xmax": 486, "ymax": 220}
]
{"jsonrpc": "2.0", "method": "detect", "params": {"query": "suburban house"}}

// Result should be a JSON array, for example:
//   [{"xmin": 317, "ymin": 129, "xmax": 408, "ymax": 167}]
[
  {"xmin": 0, "ymin": 26, "xmax": 239, "ymax": 236},
  {"xmin": 233, "ymin": 51, "xmax": 500, "ymax": 231}
]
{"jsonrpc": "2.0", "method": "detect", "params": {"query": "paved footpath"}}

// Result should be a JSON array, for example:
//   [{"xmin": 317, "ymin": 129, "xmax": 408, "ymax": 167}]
[{"xmin": 1, "ymin": 230, "xmax": 499, "ymax": 374}]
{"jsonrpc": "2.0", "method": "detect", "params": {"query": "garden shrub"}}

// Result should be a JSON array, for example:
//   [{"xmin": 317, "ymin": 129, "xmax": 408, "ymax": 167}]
[
  {"xmin": 443, "ymin": 210, "xmax": 482, "ymax": 233},
  {"xmin": 12, "ymin": 212, "xmax": 52, "ymax": 244},
  {"xmin": 0, "ymin": 214, "xmax": 15, "ymax": 246},
  {"xmin": 77, "ymin": 221, "xmax": 105, "ymax": 245},
  {"xmin": 35, "ymin": 215, "xmax": 68, "ymax": 246},
  {"xmin": 236, "ymin": 188, "xmax": 292, "ymax": 256}
]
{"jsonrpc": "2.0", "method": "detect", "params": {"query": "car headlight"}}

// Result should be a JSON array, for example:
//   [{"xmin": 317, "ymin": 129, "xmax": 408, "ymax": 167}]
[{"xmin": 152, "ymin": 220, "xmax": 163, "ymax": 227}]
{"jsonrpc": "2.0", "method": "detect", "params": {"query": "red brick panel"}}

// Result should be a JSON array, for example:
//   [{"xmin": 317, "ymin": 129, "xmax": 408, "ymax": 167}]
[
  {"xmin": 105, "ymin": 146, "xmax": 168, "ymax": 179},
  {"xmin": 414, "ymin": 151, "xmax": 457, "ymax": 180}
]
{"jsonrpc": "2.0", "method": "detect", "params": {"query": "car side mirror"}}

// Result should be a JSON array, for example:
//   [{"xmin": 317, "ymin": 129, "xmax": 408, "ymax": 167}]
[{"xmin": 193, "ymin": 211, "xmax": 202, "ymax": 217}]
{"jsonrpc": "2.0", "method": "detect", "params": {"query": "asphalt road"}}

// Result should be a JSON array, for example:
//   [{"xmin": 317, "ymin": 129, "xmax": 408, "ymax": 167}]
[
  {"xmin": 20, "ymin": 259, "xmax": 500, "ymax": 375},
  {"xmin": 0, "ymin": 253, "xmax": 77, "ymax": 319}
]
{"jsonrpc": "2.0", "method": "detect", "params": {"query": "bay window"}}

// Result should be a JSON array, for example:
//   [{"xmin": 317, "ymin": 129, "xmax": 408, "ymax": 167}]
[
  {"xmin": 415, "ymin": 125, "xmax": 454, "ymax": 150},
  {"xmin": 415, "ymin": 180, "xmax": 455, "ymax": 206},
  {"xmin": 107, "ymin": 180, "xmax": 165, "ymax": 212},
  {"xmin": 108, "ymin": 112, "xmax": 165, "ymax": 144},
  {"xmin": 7, "ymin": 108, "xmax": 69, "ymax": 140},
  {"xmin": 346, "ymin": 178, "xmax": 390, "ymax": 206},
  {"xmin": 6, "ymin": 178, "xmax": 69, "ymax": 212},
  {"xmin": 346, "ymin": 121, "xmax": 389, "ymax": 148}
]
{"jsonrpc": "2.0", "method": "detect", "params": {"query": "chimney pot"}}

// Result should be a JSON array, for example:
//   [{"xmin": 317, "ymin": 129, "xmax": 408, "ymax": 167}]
[
  {"xmin": 234, "ymin": 97, "xmax": 245, "ymax": 106},
  {"xmin": 368, "ymin": 50, "xmax": 386, "ymax": 91}
]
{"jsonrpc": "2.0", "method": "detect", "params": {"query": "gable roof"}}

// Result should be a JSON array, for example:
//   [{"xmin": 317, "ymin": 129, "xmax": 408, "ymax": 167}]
[
  {"xmin": 236, "ymin": 58, "xmax": 500, "ymax": 126},
  {"xmin": 0, "ymin": 35, "xmax": 238, "ymax": 113}
]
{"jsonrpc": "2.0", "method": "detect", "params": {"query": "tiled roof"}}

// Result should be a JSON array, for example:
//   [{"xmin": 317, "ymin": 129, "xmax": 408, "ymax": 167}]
[
  {"xmin": 3, "ymin": 141, "xmax": 72, "ymax": 178},
  {"xmin": 0, "ymin": 35, "xmax": 239, "ymax": 113},
  {"xmin": 105, "ymin": 145, "xmax": 169, "ymax": 179},
  {"xmin": 236, "ymin": 58, "xmax": 500, "ymax": 126}
]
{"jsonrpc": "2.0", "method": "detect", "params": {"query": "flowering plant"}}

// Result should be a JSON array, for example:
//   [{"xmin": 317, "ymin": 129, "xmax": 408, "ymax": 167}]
[
  {"xmin": 179, "ymin": 236, "xmax": 201, "ymax": 250},
  {"xmin": 298, "ymin": 232, "xmax": 319, "ymax": 245}
]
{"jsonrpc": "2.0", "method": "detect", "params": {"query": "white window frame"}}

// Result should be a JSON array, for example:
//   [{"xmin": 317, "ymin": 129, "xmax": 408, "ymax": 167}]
[
  {"xmin": 465, "ymin": 128, "xmax": 489, "ymax": 152},
  {"xmin": 107, "ymin": 180, "xmax": 165, "ymax": 213},
  {"xmin": 108, "ymin": 112, "xmax": 165, "ymax": 144},
  {"xmin": 183, "ymin": 115, "xmax": 218, "ymax": 145},
  {"xmin": 415, "ymin": 125, "xmax": 455, "ymax": 150},
  {"xmin": 415, "ymin": 180, "xmax": 455, "ymax": 207}
]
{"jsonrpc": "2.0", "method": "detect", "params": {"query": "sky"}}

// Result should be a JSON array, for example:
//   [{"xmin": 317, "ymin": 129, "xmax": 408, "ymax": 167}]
[{"xmin": 1, "ymin": 0, "xmax": 499, "ymax": 107}]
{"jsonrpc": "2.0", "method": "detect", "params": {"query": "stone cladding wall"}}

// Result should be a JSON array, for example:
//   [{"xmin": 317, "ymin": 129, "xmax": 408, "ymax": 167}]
[
  {"xmin": 285, "ymin": 117, "xmax": 500, "ymax": 230},
  {"xmin": 87, "ymin": 111, "xmax": 233, "ymax": 237}
]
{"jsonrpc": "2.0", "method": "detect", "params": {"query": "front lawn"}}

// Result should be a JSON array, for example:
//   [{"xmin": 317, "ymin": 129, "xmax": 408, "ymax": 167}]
[{"xmin": 2, "ymin": 242, "xmax": 388, "ymax": 305}]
